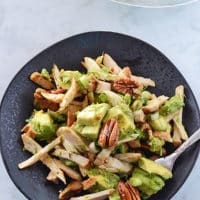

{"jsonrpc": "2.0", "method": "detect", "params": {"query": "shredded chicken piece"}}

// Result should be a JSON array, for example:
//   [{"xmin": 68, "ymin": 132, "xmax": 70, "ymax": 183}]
[
  {"xmin": 67, "ymin": 104, "xmax": 82, "ymax": 127},
  {"xmin": 47, "ymin": 171, "xmax": 59, "ymax": 184},
  {"xmin": 20, "ymin": 134, "xmax": 66, "ymax": 184},
  {"xmin": 18, "ymin": 136, "xmax": 62, "ymax": 169},
  {"xmin": 153, "ymin": 131, "xmax": 172, "ymax": 143},
  {"xmin": 34, "ymin": 92, "xmax": 59, "ymax": 111},
  {"xmin": 70, "ymin": 189, "xmax": 115, "ymax": 200},
  {"xmin": 82, "ymin": 177, "xmax": 97, "ymax": 190},
  {"xmin": 173, "ymin": 85, "xmax": 188, "ymax": 141},
  {"xmin": 114, "ymin": 153, "xmax": 142, "ymax": 163},
  {"xmin": 59, "ymin": 181, "xmax": 83, "ymax": 200},
  {"xmin": 54, "ymin": 159, "xmax": 81, "ymax": 181},
  {"xmin": 57, "ymin": 127, "xmax": 89, "ymax": 153},
  {"xmin": 41, "ymin": 92, "xmax": 64, "ymax": 103},
  {"xmin": 53, "ymin": 149, "xmax": 90, "ymax": 168},
  {"xmin": 142, "ymin": 95, "xmax": 169, "ymax": 113},
  {"xmin": 52, "ymin": 64, "xmax": 60, "ymax": 88},
  {"xmin": 95, "ymin": 80, "xmax": 111, "ymax": 93},
  {"xmin": 103, "ymin": 53, "xmax": 122, "ymax": 75},
  {"xmin": 30, "ymin": 72, "xmax": 55, "ymax": 89},
  {"xmin": 134, "ymin": 110, "xmax": 145, "ymax": 123},
  {"xmin": 58, "ymin": 78, "xmax": 78, "ymax": 113}
]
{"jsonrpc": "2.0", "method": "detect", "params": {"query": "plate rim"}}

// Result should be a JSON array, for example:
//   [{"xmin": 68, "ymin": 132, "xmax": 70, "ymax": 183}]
[{"xmin": 0, "ymin": 31, "xmax": 199, "ymax": 200}]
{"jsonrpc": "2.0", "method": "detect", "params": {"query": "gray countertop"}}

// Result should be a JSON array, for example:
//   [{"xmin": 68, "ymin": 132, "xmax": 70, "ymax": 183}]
[{"xmin": 0, "ymin": 0, "xmax": 199, "ymax": 199}]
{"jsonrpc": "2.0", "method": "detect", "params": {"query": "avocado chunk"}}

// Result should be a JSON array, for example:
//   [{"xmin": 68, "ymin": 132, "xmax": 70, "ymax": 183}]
[
  {"xmin": 41, "ymin": 68, "xmax": 51, "ymax": 81},
  {"xmin": 58, "ymin": 70, "xmax": 82, "ymax": 89},
  {"xmin": 81, "ymin": 124, "xmax": 101, "ymax": 140},
  {"xmin": 129, "ymin": 168, "xmax": 165, "ymax": 197},
  {"xmin": 29, "ymin": 110, "xmax": 57, "ymax": 141},
  {"xmin": 48, "ymin": 110, "xmax": 66, "ymax": 123},
  {"xmin": 138, "ymin": 157, "xmax": 172, "ymax": 180},
  {"xmin": 131, "ymin": 91, "xmax": 152, "ymax": 111},
  {"xmin": 147, "ymin": 137, "xmax": 165, "ymax": 155},
  {"xmin": 77, "ymin": 103, "xmax": 110, "ymax": 126},
  {"xmin": 104, "ymin": 104, "xmax": 135, "ymax": 140},
  {"xmin": 159, "ymin": 95, "xmax": 184, "ymax": 116},
  {"xmin": 75, "ymin": 103, "xmax": 110, "ymax": 141},
  {"xmin": 149, "ymin": 115, "xmax": 168, "ymax": 131},
  {"xmin": 109, "ymin": 192, "xmax": 121, "ymax": 200},
  {"xmin": 87, "ymin": 168, "xmax": 120, "ymax": 192}
]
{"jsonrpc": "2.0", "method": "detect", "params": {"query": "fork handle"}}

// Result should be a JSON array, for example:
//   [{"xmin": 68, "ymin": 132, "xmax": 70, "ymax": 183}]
[{"xmin": 174, "ymin": 128, "xmax": 200, "ymax": 157}]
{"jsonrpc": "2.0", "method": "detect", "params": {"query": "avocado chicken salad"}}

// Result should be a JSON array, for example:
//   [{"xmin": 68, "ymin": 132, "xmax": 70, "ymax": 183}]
[{"xmin": 18, "ymin": 53, "xmax": 188, "ymax": 200}]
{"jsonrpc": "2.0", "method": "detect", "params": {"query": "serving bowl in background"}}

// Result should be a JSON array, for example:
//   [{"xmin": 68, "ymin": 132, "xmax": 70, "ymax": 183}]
[
  {"xmin": 111, "ymin": 0, "xmax": 198, "ymax": 8},
  {"xmin": 0, "ymin": 31, "xmax": 199, "ymax": 200}
]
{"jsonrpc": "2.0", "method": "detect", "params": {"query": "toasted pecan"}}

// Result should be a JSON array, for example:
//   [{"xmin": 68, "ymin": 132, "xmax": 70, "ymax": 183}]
[
  {"xmin": 118, "ymin": 181, "xmax": 141, "ymax": 200},
  {"xmin": 98, "ymin": 119, "xmax": 119, "ymax": 148},
  {"xmin": 108, "ymin": 119, "xmax": 120, "ymax": 147},
  {"xmin": 118, "ymin": 181, "xmax": 132, "ymax": 200},
  {"xmin": 111, "ymin": 78, "xmax": 139, "ymax": 95},
  {"xmin": 125, "ymin": 182, "xmax": 141, "ymax": 200}
]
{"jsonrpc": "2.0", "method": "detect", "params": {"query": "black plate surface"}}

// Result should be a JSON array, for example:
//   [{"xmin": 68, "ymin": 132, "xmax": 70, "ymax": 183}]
[{"xmin": 0, "ymin": 31, "xmax": 199, "ymax": 200}]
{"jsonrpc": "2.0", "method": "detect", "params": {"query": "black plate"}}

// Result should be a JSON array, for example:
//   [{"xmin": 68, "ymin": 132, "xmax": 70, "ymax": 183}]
[{"xmin": 0, "ymin": 32, "xmax": 199, "ymax": 200}]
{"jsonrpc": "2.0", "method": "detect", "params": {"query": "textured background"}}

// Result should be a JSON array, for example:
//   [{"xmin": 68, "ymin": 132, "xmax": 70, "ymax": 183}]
[{"xmin": 0, "ymin": 0, "xmax": 199, "ymax": 199}]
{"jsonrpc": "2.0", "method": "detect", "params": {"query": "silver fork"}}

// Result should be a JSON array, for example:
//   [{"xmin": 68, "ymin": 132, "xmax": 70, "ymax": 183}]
[{"xmin": 156, "ymin": 128, "xmax": 200, "ymax": 170}]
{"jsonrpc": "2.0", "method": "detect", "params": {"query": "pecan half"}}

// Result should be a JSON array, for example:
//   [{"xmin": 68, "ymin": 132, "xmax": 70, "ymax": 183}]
[
  {"xmin": 98, "ymin": 119, "xmax": 119, "ymax": 148},
  {"xmin": 118, "ymin": 181, "xmax": 141, "ymax": 200},
  {"xmin": 111, "ymin": 78, "xmax": 139, "ymax": 95},
  {"xmin": 125, "ymin": 182, "xmax": 141, "ymax": 200}
]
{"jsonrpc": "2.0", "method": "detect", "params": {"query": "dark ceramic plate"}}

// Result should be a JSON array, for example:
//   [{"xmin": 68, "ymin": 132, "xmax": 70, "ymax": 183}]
[{"xmin": 0, "ymin": 32, "xmax": 199, "ymax": 200}]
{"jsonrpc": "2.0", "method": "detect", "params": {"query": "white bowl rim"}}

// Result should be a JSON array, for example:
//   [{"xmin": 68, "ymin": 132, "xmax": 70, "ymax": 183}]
[{"xmin": 111, "ymin": 0, "xmax": 199, "ymax": 8}]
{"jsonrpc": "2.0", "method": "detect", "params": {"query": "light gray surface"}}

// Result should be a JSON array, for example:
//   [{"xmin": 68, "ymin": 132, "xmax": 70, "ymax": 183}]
[{"xmin": 0, "ymin": 0, "xmax": 199, "ymax": 199}]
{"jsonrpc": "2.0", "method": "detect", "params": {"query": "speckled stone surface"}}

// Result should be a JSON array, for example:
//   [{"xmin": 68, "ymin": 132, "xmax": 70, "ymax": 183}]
[{"xmin": 0, "ymin": 0, "xmax": 199, "ymax": 199}]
